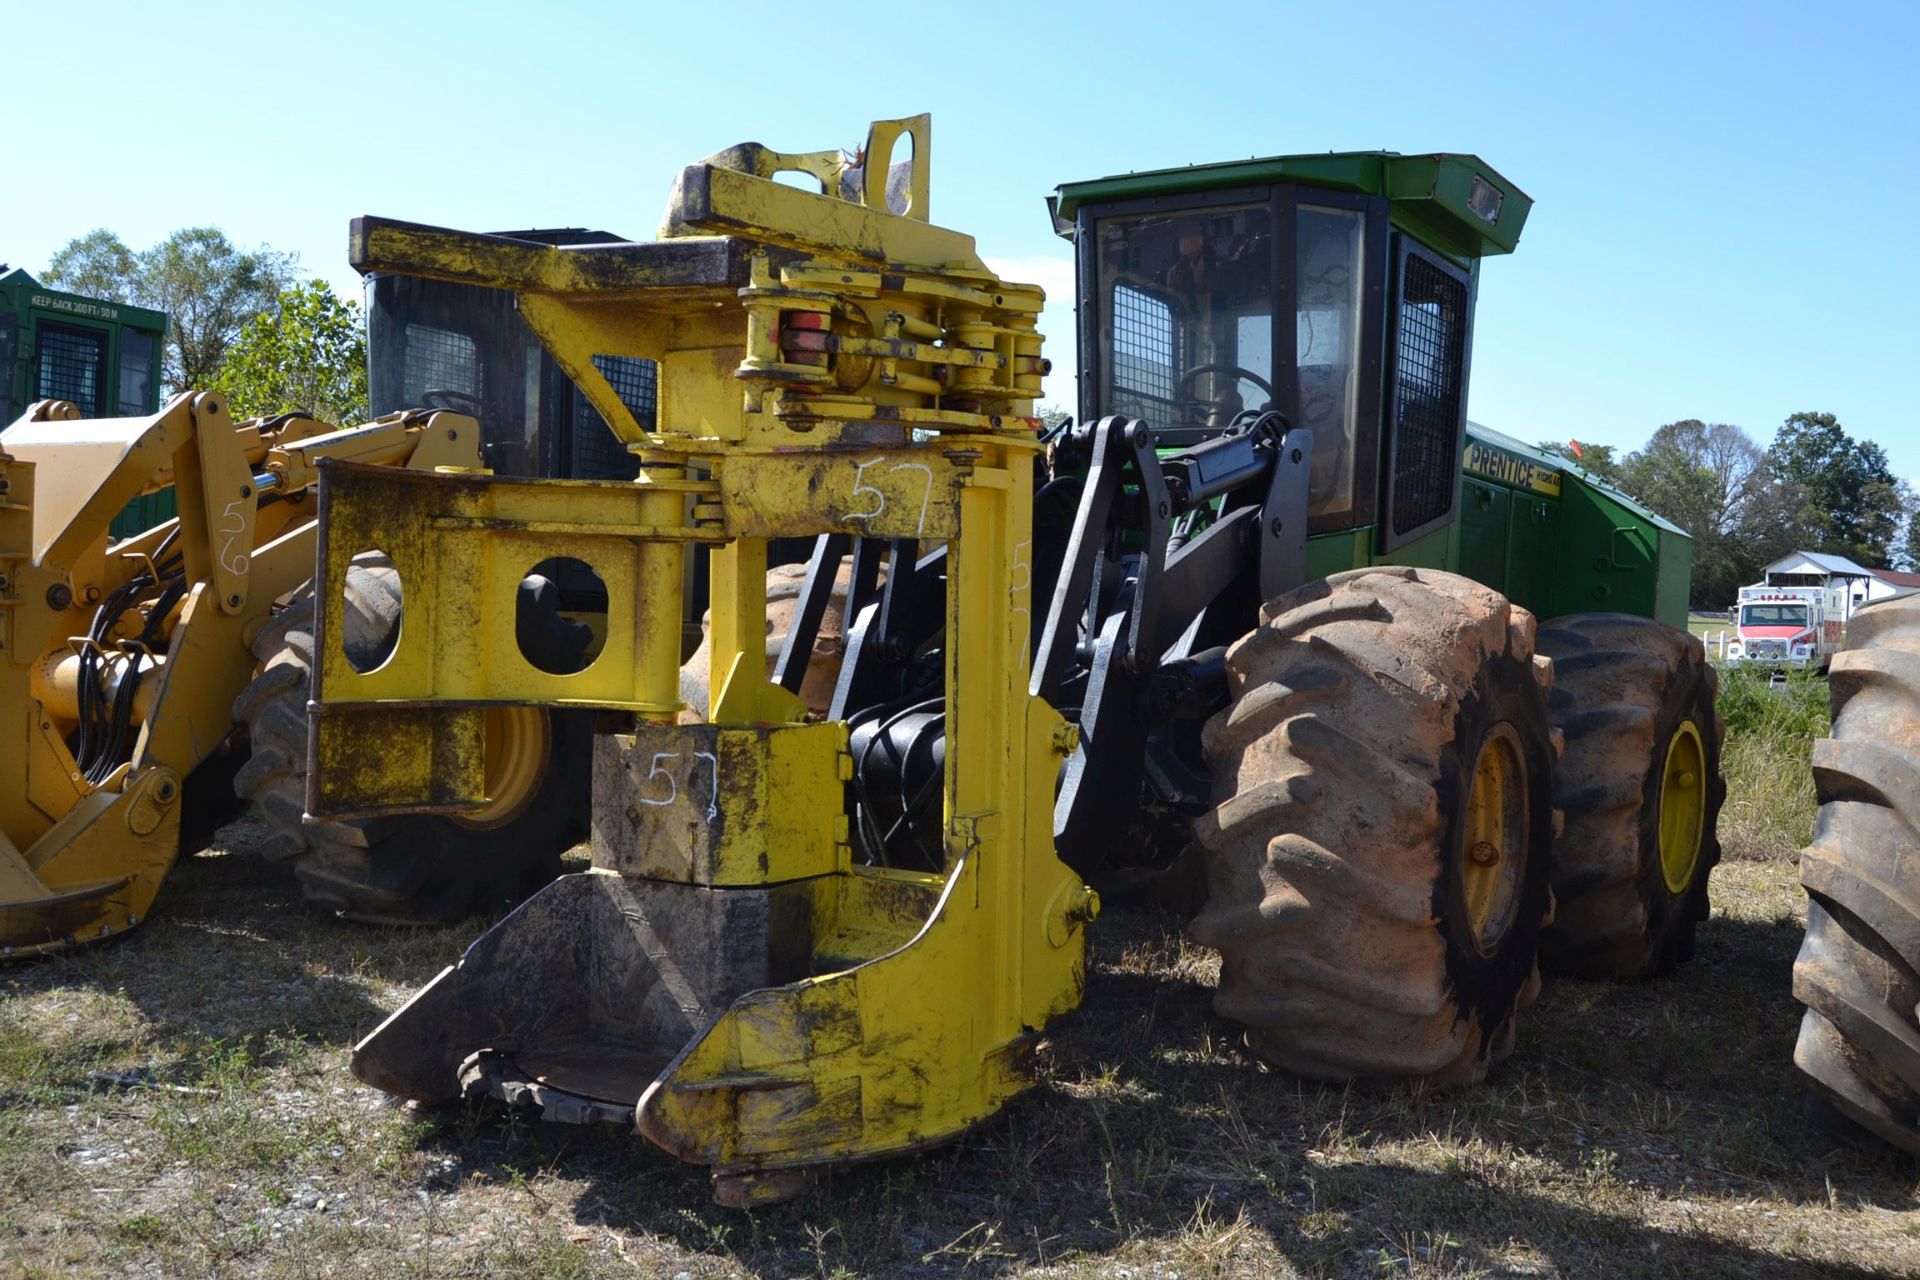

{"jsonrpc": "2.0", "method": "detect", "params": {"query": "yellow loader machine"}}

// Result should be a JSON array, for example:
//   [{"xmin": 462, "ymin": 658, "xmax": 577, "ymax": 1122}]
[
  {"xmin": 327, "ymin": 116, "xmax": 1723, "ymax": 1201},
  {"xmin": 0, "ymin": 395, "xmax": 481, "ymax": 954},
  {"xmin": 0, "ymin": 236, "xmax": 662, "ymax": 950}
]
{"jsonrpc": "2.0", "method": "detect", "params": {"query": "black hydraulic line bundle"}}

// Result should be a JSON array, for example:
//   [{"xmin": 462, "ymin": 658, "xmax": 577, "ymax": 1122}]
[{"xmin": 73, "ymin": 531, "xmax": 186, "ymax": 785}]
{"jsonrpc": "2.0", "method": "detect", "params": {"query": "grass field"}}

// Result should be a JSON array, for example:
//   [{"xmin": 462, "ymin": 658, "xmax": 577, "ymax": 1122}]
[
  {"xmin": 1687, "ymin": 611, "xmax": 1729, "ymax": 639},
  {"xmin": 1688, "ymin": 612, "xmax": 1734, "ymax": 658},
  {"xmin": 2, "ymin": 671, "xmax": 1914, "ymax": 1278}
]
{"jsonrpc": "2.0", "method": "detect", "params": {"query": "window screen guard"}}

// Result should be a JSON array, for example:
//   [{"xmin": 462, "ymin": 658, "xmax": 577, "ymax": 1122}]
[
  {"xmin": 402, "ymin": 324, "xmax": 481, "ymax": 401},
  {"xmin": 570, "ymin": 354, "xmax": 658, "ymax": 480},
  {"xmin": 1110, "ymin": 283, "xmax": 1177, "ymax": 415},
  {"xmin": 1382, "ymin": 244, "xmax": 1472, "ymax": 549},
  {"xmin": 38, "ymin": 324, "xmax": 108, "ymax": 417}
]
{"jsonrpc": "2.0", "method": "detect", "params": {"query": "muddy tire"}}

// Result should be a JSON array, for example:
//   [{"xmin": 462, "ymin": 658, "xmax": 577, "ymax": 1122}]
[
  {"xmin": 1190, "ymin": 566, "xmax": 1560, "ymax": 1084},
  {"xmin": 232, "ymin": 565, "xmax": 589, "ymax": 925},
  {"xmin": 1536, "ymin": 614, "xmax": 1725, "ymax": 979},
  {"xmin": 679, "ymin": 561, "xmax": 867, "ymax": 719},
  {"xmin": 1792, "ymin": 595, "xmax": 1920, "ymax": 1152}
]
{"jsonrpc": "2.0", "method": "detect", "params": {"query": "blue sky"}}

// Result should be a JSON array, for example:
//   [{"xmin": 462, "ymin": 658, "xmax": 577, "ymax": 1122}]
[{"xmin": 7, "ymin": 0, "xmax": 1914, "ymax": 476}]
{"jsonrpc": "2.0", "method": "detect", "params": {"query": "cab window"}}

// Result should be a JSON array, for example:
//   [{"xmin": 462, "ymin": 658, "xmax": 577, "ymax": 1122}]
[
  {"xmin": 1294, "ymin": 205, "xmax": 1365, "ymax": 522},
  {"xmin": 1093, "ymin": 195, "xmax": 1372, "ymax": 527},
  {"xmin": 118, "ymin": 328, "xmax": 156, "ymax": 415},
  {"xmin": 1096, "ymin": 204, "xmax": 1275, "ymax": 435},
  {"xmin": 1740, "ymin": 603, "xmax": 1808, "ymax": 626}
]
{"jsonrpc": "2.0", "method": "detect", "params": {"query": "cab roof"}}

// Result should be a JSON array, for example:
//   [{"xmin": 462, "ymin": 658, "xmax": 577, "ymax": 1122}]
[
  {"xmin": 0, "ymin": 267, "xmax": 167, "ymax": 330},
  {"xmin": 1052, "ymin": 151, "xmax": 1531, "ymax": 262}
]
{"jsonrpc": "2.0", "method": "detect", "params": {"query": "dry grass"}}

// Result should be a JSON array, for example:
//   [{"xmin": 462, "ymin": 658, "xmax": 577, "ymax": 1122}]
[{"xmin": 4, "ymin": 692, "xmax": 1916, "ymax": 1279}]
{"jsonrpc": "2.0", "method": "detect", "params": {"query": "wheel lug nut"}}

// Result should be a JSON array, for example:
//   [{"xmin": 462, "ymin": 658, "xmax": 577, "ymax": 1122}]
[{"xmin": 1470, "ymin": 841, "xmax": 1500, "ymax": 867}]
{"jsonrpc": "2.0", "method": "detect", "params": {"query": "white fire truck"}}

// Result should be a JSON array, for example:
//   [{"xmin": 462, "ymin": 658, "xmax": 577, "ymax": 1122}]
[{"xmin": 1726, "ymin": 584, "xmax": 1851, "ymax": 669}]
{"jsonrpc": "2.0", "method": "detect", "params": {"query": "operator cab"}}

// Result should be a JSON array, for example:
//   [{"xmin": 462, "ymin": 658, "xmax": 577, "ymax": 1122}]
[
  {"xmin": 1053, "ymin": 153, "xmax": 1529, "ymax": 547},
  {"xmin": 364, "ymin": 228, "xmax": 656, "ymax": 482}
]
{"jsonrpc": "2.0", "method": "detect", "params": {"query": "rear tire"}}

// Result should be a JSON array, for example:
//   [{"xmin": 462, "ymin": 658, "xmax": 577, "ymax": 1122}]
[
  {"xmin": 1537, "ymin": 614, "xmax": 1725, "ymax": 979},
  {"xmin": 1191, "ymin": 567, "xmax": 1560, "ymax": 1084},
  {"xmin": 1792, "ymin": 595, "xmax": 1920, "ymax": 1152},
  {"xmin": 232, "ymin": 565, "xmax": 589, "ymax": 925}
]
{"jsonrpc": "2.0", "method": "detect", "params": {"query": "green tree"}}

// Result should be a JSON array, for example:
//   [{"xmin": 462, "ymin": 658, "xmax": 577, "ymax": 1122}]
[
  {"xmin": 1765, "ymin": 411, "xmax": 1906, "ymax": 566},
  {"xmin": 44, "ymin": 229, "xmax": 139, "ymax": 301},
  {"xmin": 1535, "ymin": 439, "xmax": 1622, "ymax": 486},
  {"xmin": 1616, "ymin": 420, "xmax": 1772, "ymax": 607},
  {"xmin": 1730, "ymin": 470, "xmax": 1807, "ymax": 571},
  {"xmin": 211, "ymin": 281, "xmax": 368, "ymax": 427},
  {"xmin": 43, "ymin": 226, "xmax": 299, "ymax": 393}
]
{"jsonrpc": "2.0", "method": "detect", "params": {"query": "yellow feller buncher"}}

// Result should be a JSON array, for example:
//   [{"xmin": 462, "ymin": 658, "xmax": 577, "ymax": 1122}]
[
  {"xmin": 0, "ymin": 397, "xmax": 494, "ymax": 954},
  {"xmin": 314, "ymin": 115, "xmax": 1724, "ymax": 1203}
]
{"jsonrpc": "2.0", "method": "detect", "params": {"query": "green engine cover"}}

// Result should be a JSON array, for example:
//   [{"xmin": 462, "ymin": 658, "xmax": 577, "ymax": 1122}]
[{"xmin": 1448, "ymin": 425, "xmax": 1691, "ymax": 627}]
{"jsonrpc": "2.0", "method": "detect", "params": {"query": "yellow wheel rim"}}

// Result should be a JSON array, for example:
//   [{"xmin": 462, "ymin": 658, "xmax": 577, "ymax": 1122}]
[
  {"xmin": 1658, "ymin": 720, "xmax": 1707, "ymax": 895},
  {"xmin": 453, "ymin": 706, "xmax": 550, "ymax": 831},
  {"xmin": 1461, "ymin": 722, "xmax": 1530, "ymax": 958}
]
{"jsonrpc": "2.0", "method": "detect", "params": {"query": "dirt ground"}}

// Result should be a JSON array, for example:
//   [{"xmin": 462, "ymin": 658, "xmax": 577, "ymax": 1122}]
[{"xmin": 2, "ymin": 812, "xmax": 1916, "ymax": 1279}]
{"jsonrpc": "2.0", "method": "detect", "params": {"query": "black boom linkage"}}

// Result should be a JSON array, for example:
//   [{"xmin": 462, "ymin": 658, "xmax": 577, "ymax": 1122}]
[
  {"xmin": 1035, "ymin": 413, "xmax": 1311, "ymax": 886},
  {"xmin": 773, "ymin": 412, "xmax": 1312, "ymax": 888}
]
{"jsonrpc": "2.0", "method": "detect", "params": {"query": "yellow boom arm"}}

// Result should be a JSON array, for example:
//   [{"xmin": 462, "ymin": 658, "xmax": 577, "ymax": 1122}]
[{"xmin": 0, "ymin": 393, "xmax": 477, "ymax": 954}]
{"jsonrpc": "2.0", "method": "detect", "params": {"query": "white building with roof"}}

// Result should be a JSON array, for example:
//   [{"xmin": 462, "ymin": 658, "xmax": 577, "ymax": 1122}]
[{"xmin": 1757, "ymin": 551, "xmax": 1920, "ymax": 608}]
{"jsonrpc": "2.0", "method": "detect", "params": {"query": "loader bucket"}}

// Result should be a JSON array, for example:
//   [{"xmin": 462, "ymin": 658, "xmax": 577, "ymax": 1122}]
[
  {"xmin": 0, "ymin": 869, "xmax": 137, "ymax": 957},
  {"xmin": 1, "ymin": 396, "xmax": 482, "ymax": 953}
]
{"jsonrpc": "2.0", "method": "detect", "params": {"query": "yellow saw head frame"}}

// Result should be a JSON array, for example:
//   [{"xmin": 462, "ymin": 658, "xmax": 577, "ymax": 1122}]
[{"xmin": 329, "ymin": 116, "xmax": 1095, "ymax": 1202}]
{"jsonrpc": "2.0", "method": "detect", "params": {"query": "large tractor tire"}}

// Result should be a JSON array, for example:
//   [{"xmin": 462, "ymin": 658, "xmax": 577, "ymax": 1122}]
[
  {"xmin": 1191, "ymin": 566, "xmax": 1560, "ymax": 1084},
  {"xmin": 1536, "ymin": 614, "xmax": 1724, "ymax": 979},
  {"xmin": 1792, "ymin": 594, "xmax": 1920, "ymax": 1152},
  {"xmin": 232, "ymin": 563, "xmax": 590, "ymax": 925},
  {"xmin": 679, "ymin": 560, "xmax": 869, "ymax": 719}
]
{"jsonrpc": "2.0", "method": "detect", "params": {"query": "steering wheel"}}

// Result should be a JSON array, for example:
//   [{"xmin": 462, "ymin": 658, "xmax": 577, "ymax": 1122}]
[
  {"xmin": 420, "ymin": 388, "xmax": 484, "ymax": 416},
  {"xmin": 1176, "ymin": 364, "xmax": 1273, "ymax": 428}
]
